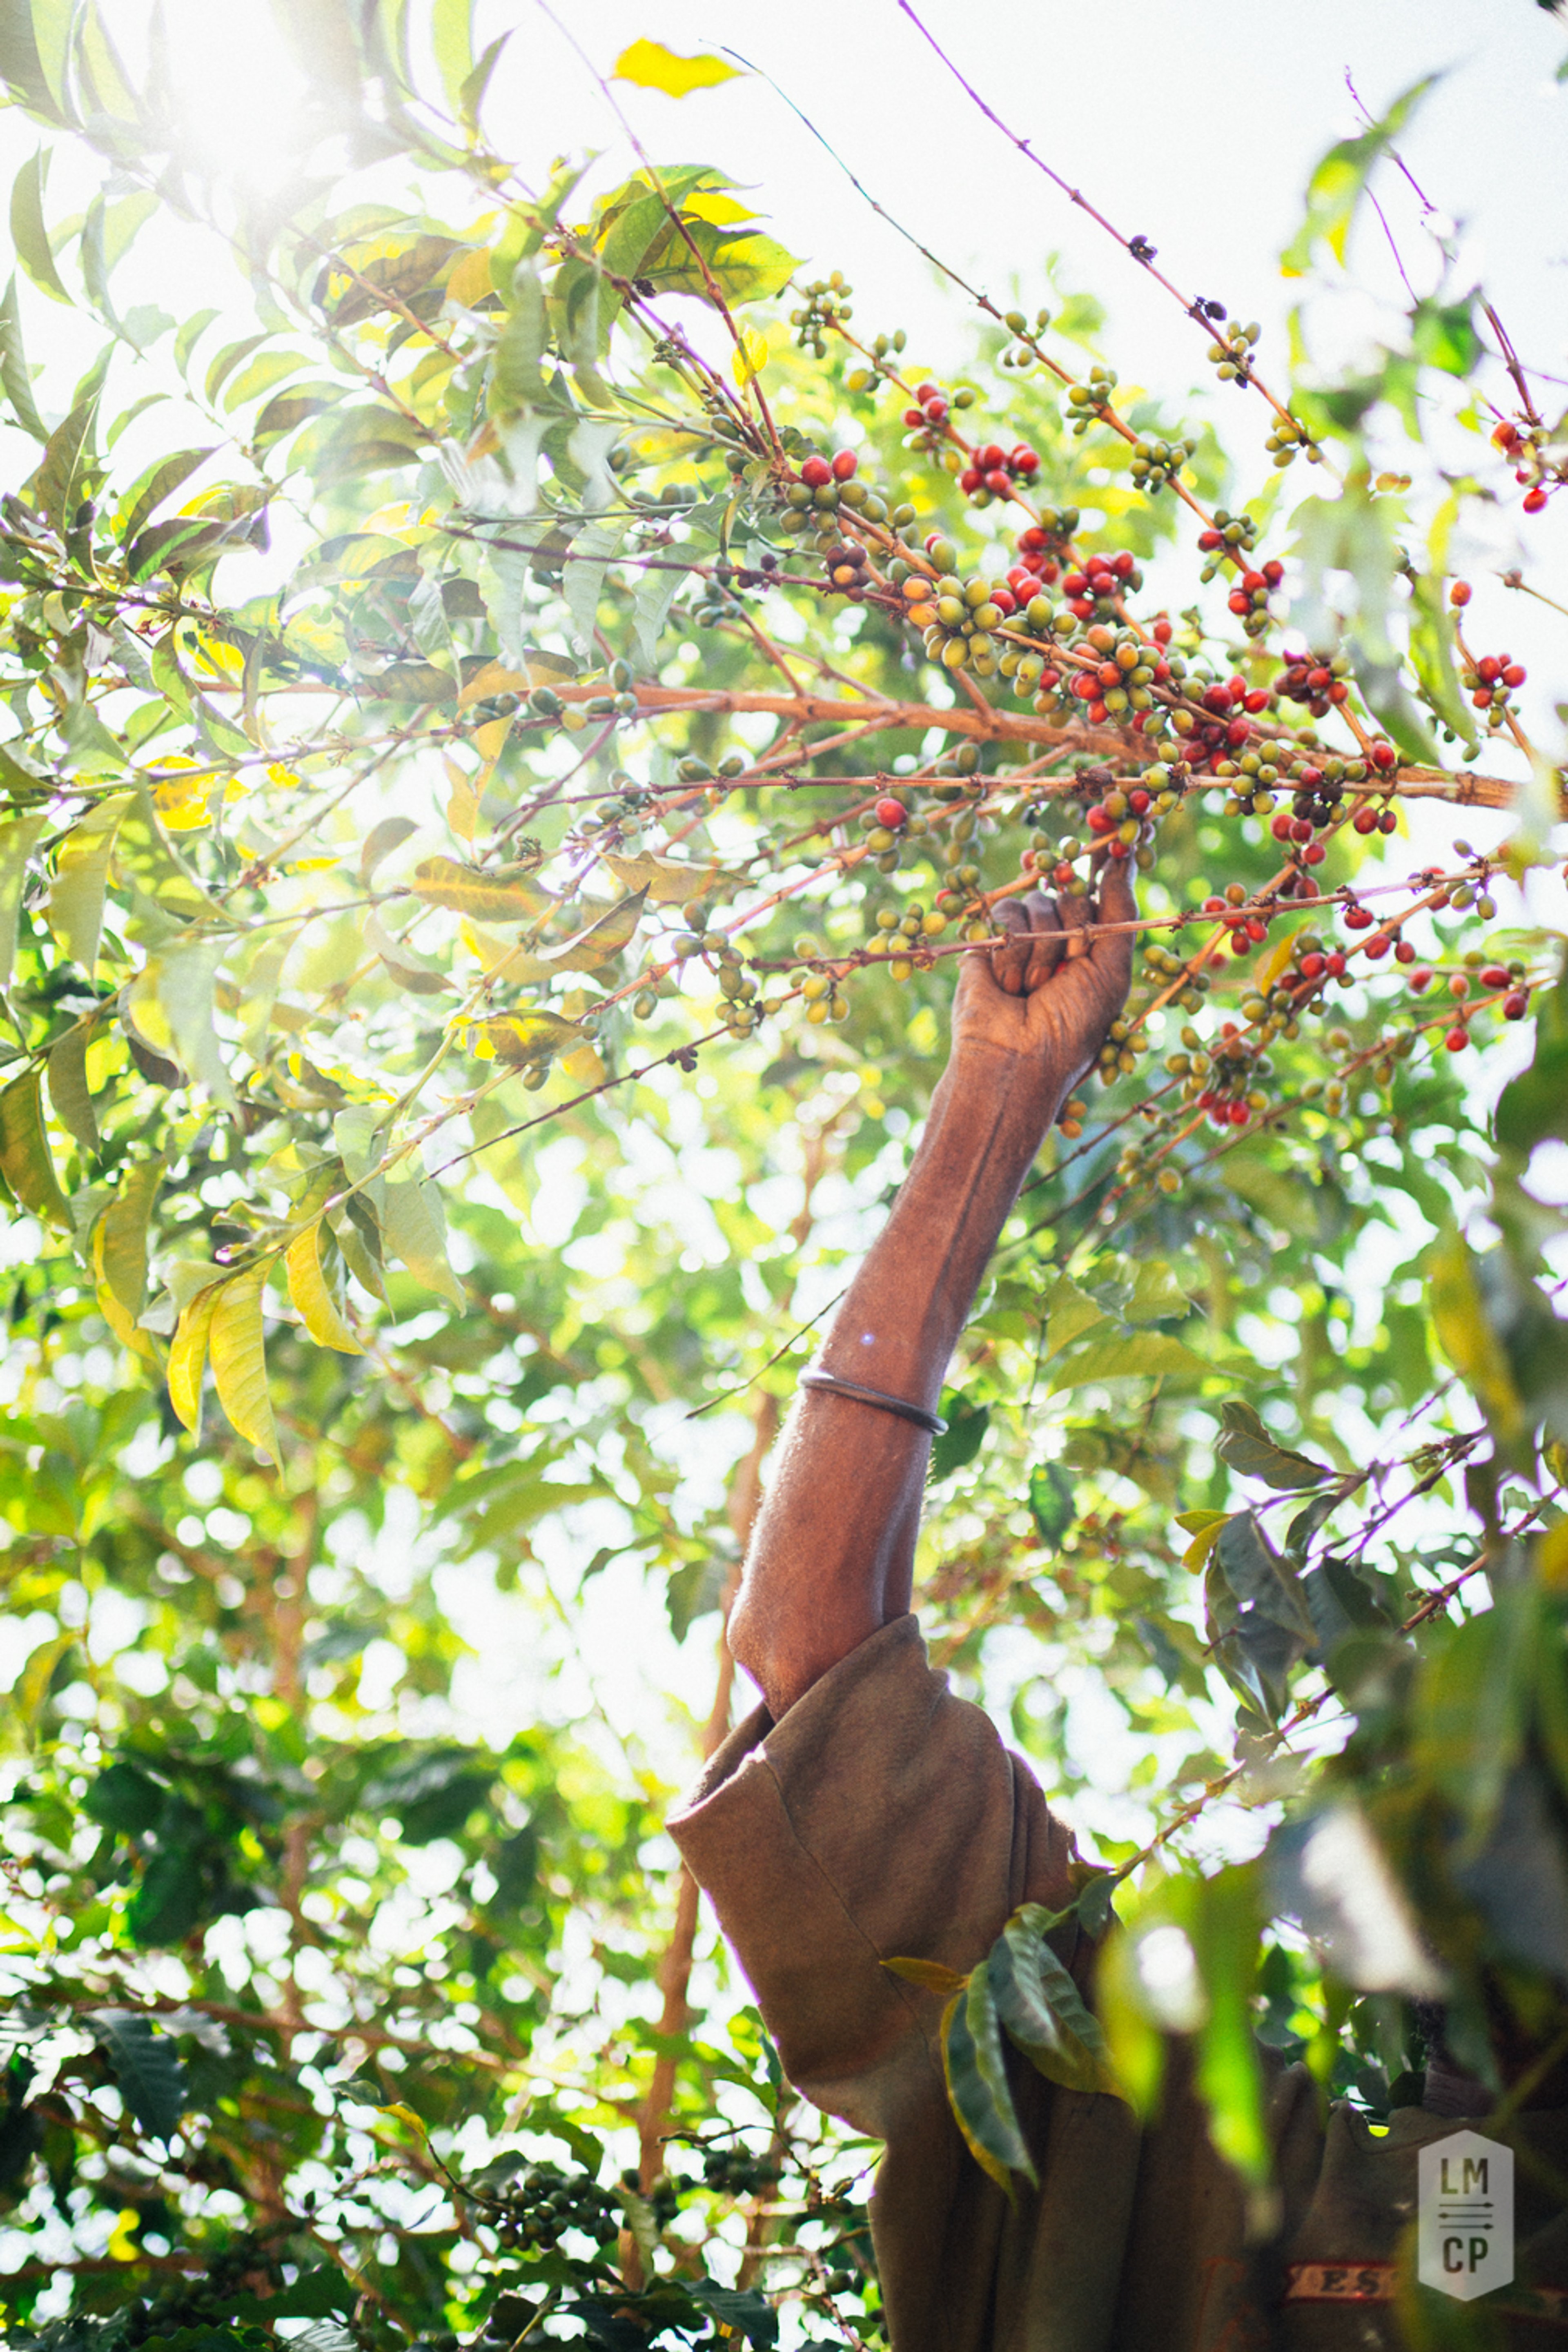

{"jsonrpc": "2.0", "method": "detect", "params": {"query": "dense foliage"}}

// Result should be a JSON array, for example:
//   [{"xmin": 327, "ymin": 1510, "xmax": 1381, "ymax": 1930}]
[{"xmin": 0, "ymin": 4, "xmax": 1565, "ymax": 2345}]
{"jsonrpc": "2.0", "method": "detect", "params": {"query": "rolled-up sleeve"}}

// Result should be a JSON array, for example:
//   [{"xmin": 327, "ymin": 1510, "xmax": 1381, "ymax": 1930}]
[{"xmin": 668, "ymin": 1613, "xmax": 1078, "ymax": 2143}]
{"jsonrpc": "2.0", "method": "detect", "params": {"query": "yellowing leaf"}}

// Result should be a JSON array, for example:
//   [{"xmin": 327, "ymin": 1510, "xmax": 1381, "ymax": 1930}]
[
  {"xmin": 285, "ymin": 1222, "xmax": 364, "ymax": 1356},
  {"xmin": 561, "ymin": 1041, "xmax": 607, "ymax": 1088},
  {"xmin": 408, "ymin": 855, "xmax": 553, "ymax": 924},
  {"xmin": 444, "ymin": 758, "xmax": 481, "ymax": 845},
  {"xmin": 612, "ymin": 39, "xmax": 739, "ymax": 97},
  {"xmin": 883, "ymin": 1955, "xmax": 969, "ymax": 1997},
  {"xmin": 1427, "ymin": 1229, "xmax": 1526, "ymax": 1452},
  {"xmin": 480, "ymin": 1009, "xmax": 582, "ymax": 1067},
  {"xmin": 0, "ymin": 1068, "xmax": 68, "ymax": 1227},
  {"xmin": 168, "ymin": 1281, "xmax": 222, "ymax": 1432},
  {"xmin": 1255, "ymin": 929, "xmax": 1305, "ymax": 993},
  {"xmin": 1538, "ymin": 1520, "xmax": 1568, "ymax": 1593},
  {"xmin": 445, "ymin": 246, "xmax": 494, "ymax": 307},
  {"xmin": 209, "ymin": 1264, "xmax": 280, "ymax": 1462},
  {"xmin": 731, "ymin": 325, "xmax": 768, "ymax": 387},
  {"xmin": 456, "ymin": 658, "xmax": 529, "ymax": 710},
  {"xmin": 97, "ymin": 1156, "xmax": 162, "ymax": 1330},
  {"xmin": 601, "ymin": 851, "xmax": 718, "ymax": 906}
]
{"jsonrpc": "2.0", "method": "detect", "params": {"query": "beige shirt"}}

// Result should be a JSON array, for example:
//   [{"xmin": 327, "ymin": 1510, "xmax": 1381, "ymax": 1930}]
[{"xmin": 670, "ymin": 1616, "xmax": 1568, "ymax": 2350}]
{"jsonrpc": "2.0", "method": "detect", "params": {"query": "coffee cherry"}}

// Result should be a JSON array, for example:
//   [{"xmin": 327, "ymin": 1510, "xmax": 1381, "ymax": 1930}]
[
  {"xmin": 1444, "ymin": 1027, "xmax": 1470, "ymax": 1051},
  {"xmin": 874, "ymin": 797, "xmax": 906, "ymax": 829},
  {"xmin": 800, "ymin": 456, "xmax": 832, "ymax": 488},
  {"xmin": 831, "ymin": 450, "xmax": 859, "ymax": 481},
  {"xmin": 1503, "ymin": 989, "xmax": 1530, "ymax": 1019}
]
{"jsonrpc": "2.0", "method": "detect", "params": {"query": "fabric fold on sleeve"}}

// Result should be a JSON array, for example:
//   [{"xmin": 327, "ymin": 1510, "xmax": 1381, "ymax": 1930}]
[{"xmin": 669, "ymin": 1613, "xmax": 1078, "ymax": 2143}]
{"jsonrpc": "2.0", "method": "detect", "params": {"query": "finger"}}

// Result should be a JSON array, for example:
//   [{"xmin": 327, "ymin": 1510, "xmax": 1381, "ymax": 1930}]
[
  {"xmin": 1092, "ymin": 854, "xmax": 1138, "ymax": 994},
  {"xmin": 991, "ymin": 896, "xmax": 1033, "ymax": 996},
  {"xmin": 1056, "ymin": 885, "xmax": 1094, "ymax": 960},
  {"xmin": 1020, "ymin": 891, "xmax": 1066, "ymax": 989}
]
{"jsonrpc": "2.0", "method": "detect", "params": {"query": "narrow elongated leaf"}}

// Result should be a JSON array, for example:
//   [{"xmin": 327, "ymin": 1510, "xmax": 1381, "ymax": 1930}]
[
  {"xmin": 882, "ymin": 1955, "xmax": 968, "ymax": 1996},
  {"xmin": 46, "ymin": 1021, "xmax": 97, "ymax": 1154},
  {"xmin": 0, "ymin": 1067, "xmax": 67, "ymax": 1226},
  {"xmin": 381, "ymin": 1174, "xmax": 464, "ymax": 1307},
  {"xmin": 939, "ymin": 1976, "xmax": 1031, "ymax": 2195},
  {"xmin": 209, "ymin": 1263, "xmax": 280, "ymax": 1462},
  {"xmin": 116, "ymin": 446, "xmax": 214, "ymax": 549},
  {"xmin": 10, "ymin": 149, "xmax": 71, "ymax": 301},
  {"xmin": 167, "ymin": 1280, "xmax": 222, "ymax": 1432},
  {"xmin": 286, "ymin": 1221, "xmax": 363, "ymax": 1355},
  {"xmin": 409, "ymin": 855, "xmax": 552, "ymax": 922},
  {"xmin": 359, "ymin": 815, "xmax": 418, "ymax": 884},
  {"xmin": 1049, "ymin": 1330, "xmax": 1210, "ymax": 1389},
  {"xmin": 365, "ymin": 909, "xmax": 452, "ymax": 994},
  {"xmin": 147, "ymin": 937, "xmax": 237, "ymax": 1106},
  {"xmin": 45, "ymin": 792, "xmax": 129, "ymax": 974},
  {"xmin": 98, "ymin": 1156, "xmax": 161, "ymax": 1319},
  {"xmin": 111, "ymin": 787, "xmax": 222, "ymax": 940},
  {"xmin": 1215, "ymin": 1511, "xmax": 1316, "ymax": 1639},
  {"xmin": 504, "ymin": 890, "xmax": 646, "ymax": 980},
  {"xmin": 0, "ymin": 810, "xmax": 45, "ymax": 998},
  {"xmin": 35, "ymin": 391, "xmax": 102, "ymax": 534},
  {"xmin": 0, "ymin": 273, "xmax": 46, "ymax": 438}
]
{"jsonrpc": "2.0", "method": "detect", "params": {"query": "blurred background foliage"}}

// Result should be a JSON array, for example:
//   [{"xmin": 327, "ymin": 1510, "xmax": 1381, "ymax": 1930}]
[{"xmin": 0, "ymin": 3, "xmax": 1565, "ymax": 2346}]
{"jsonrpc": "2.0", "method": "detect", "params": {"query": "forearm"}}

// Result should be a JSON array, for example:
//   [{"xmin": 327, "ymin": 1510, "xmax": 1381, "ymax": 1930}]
[{"xmin": 728, "ymin": 1040, "xmax": 1067, "ymax": 1718}]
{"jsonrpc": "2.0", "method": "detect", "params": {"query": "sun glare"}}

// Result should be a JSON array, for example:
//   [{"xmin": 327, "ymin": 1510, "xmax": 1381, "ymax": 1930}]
[{"xmin": 160, "ymin": 0, "xmax": 313, "ymax": 189}]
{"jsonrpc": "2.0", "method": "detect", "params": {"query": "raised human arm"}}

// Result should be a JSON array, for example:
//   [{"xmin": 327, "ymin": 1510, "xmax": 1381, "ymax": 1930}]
[{"xmin": 728, "ymin": 862, "xmax": 1136, "ymax": 1721}]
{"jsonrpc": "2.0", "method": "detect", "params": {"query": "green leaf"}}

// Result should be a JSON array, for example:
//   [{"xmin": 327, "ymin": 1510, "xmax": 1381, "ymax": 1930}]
[
  {"xmin": 1049, "ymin": 1330, "xmax": 1211, "ymax": 1389},
  {"xmin": 209, "ymin": 1263, "xmax": 280, "ymax": 1463},
  {"xmin": 491, "ymin": 261, "xmax": 548, "ymax": 417},
  {"xmin": 502, "ymin": 891, "xmax": 647, "ymax": 982},
  {"xmin": 636, "ymin": 219, "xmax": 797, "ymax": 308},
  {"xmin": 34, "ymin": 390, "xmax": 102, "ymax": 536},
  {"xmin": 1411, "ymin": 296, "xmax": 1480, "ymax": 377},
  {"xmin": 0, "ymin": 1, "xmax": 74, "ymax": 123},
  {"xmin": 1188, "ymin": 1868, "xmax": 1270, "ymax": 2187},
  {"xmin": 116, "ymin": 447, "xmax": 215, "ymax": 549},
  {"xmin": 1214, "ymin": 1511, "xmax": 1316, "ymax": 1640},
  {"xmin": 90, "ymin": 2011, "xmax": 187, "ymax": 2142},
  {"xmin": 613, "ymin": 40, "xmax": 740, "ymax": 97},
  {"xmin": 0, "ymin": 273, "xmax": 46, "ymax": 438},
  {"xmin": 9, "ymin": 149, "xmax": 71, "ymax": 302},
  {"xmin": 83, "ymin": 1761, "xmax": 162, "ymax": 1835},
  {"xmin": 930, "ymin": 1390, "xmax": 989, "ymax": 1480},
  {"xmin": 46, "ymin": 1021, "xmax": 97, "ymax": 1155},
  {"xmin": 111, "ymin": 787, "xmax": 222, "ymax": 941},
  {"xmin": 0, "ymin": 1067, "xmax": 68, "ymax": 1227},
  {"xmin": 1495, "ymin": 964, "xmax": 1568, "ymax": 1154},
  {"xmin": 938, "ymin": 1973, "xmax": 1033, "ymax": 2195},
  {"xmin": 988, "ymin": 1904, "xmax": 1119, "ymax": 2099},
  {"xmin": 0, "ymin": 810, "xmax": 45, "ymax": 1000},
  {"xmin": 1426, "ymin": 1225, "xmax": 1528, "ymax": 1457},
  {"xmin": 1214, "ymin": 1399, "xmax": 1330, "ymax": 1491},
  {"xmin": 564, "ymin": 521, "xmax": 623, "ymax": 650},
  {"xmin": 1280, "ymin": 75, "xmax": 1439, "ymax": 274},
  {"xmin": 143, "ymin": 937, "xmax": 237, "ymax": 1108},
  {"xmin": 382, "ymin": 1174, "xmax": 465, "ymax": 1308},
  {"xmin": 1027, "ymin": 1461, "xmax": 1076, "ymax": 1546},
  {"xmin": 430, "ymin": 0, "xmax": 474, "ymax": 113}
]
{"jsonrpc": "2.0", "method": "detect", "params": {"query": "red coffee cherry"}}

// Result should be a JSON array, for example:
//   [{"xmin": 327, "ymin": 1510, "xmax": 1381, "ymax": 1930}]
[
  {"xmin": 874, "ymin": 796, "xmax": 906, "ymax": 829},
  {"xmin": 1523, "ymin": 487, "xmax": 1548, "ymax": 514},
  {"xmin": 831, "ymin": 450, "xmax": 859, "ymax": 481},
  {"xmin": 1445, "ymin": 1027, "xmax": 1471, "ymax": 1051},
  {"xmin": 800, "ymin": 456, "xmax": 832, "ymax": 488},
  {"xmin": 1503, "ymin": 989, "xmax": 1530, "ymax": 1019}
]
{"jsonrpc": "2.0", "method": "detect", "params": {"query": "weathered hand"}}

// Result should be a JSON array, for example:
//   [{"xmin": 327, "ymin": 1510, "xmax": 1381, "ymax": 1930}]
[{"xmin": 949, "ymin": 856, "xmax": 1136, "ymax": 1110}]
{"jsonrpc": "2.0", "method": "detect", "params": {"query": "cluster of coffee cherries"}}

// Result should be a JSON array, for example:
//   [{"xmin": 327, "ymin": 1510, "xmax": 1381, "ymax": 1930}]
[
  {"xmin": 1012, "ymin": 507, "xmax": 1082, "ymax": 586},
  {"xmin": 1206, "ymin": 317, "xmax": 1262, "ymax": 383},
  {"xmin": 957, "ymin": 438, "xmax": 1041, "ymax": 506},
  {"xmin": 663, "ymin": 917, "xmax": 762, "ymax": 1037},
  {"xmin": 1064, "ymin": 364, "xmax": 1122, "ymax": 432},
  {"xmin": 1128, "ymin": 433, "xmax": 1200, "ymax": 494},
  {"xmin": 122, "ymin": 2235, "xmax": 277, "ymax": 2345},
  {"xmin": 700, "ymin": 2142, "xmax": 780, "ymax": 2198},
  {"xmin": 790, "ymin": 272, "xmax": 854, "ymax": 359},
  {"xmin": 490, "ymin": 2161, "xmax": 621, "ymax": 2251},
  {"xmin": 898, "ymin": 546, "xmax": 1045, "ymax": 679},
  {"xmin": 899, "ymin": 377, "xmax": 978, "ymax": 458},
  {"xmin": 1275, "ymin": 649, "xmax": 1353, "ymax": 719},
  {"xmin": 1461, "ymin": 649, "xmax": 1528, "ymax": 728},
  {"xmin": 1406, "ymin": 951, "xmax": 1532, "ymax": 1049},
  {"xmin": 1225, "ymin": 558, "xmax": 1287, "ymax": 636},
  {"xmin": 1492, "ymin": 417, "xmax": 1559, "ymax": 514},
  {"xmin": 1195, "ymin": 509, "xmax": 1260, "ymax": 575}
]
